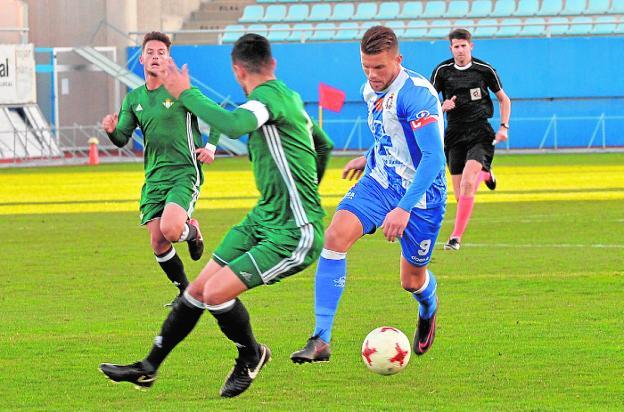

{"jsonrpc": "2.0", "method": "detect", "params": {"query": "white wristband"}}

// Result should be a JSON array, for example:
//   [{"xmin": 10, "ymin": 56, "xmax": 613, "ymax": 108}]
[{"xmin": 204, "ymin": 143, "xmax": 216, "ymax": 153}]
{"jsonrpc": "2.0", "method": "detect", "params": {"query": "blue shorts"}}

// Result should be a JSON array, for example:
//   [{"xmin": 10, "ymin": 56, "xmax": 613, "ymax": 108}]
[{"xmin": 336, "ymin": 175, "xmax": 445, "ymax": 267}]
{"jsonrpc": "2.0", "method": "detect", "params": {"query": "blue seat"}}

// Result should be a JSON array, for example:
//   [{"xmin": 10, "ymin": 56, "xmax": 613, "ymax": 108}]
[
  {"xmin": 404, "ymin": 20, "xmax": 428, "ymax": 38},
  {"xmin": 561, "ymin": 0, "xmax": 586, "ymax": 16},
  {"xmin": 222, "ymin": 25, "xmax": 245, "ymax": 43},
  {"xmin": 470, "ymin": 0, "xmax": 493, "ymax": 17},
  {"xmin": 267, "ymin": 24, "xmax": 291, "ymax": 42},
  {"xmin": 491, "ymin": 0, "xmax": 516, "ymax": 17},
  {"xmin": 262, "ymin": 5, "xmax": 287, "ymax": 22},
  {"xmin": 240, "ymin": 5, "xmax": 264, "ymax": 23},
  {"xmin": 473, "ymin": 18, "xmax": 499, "ymax": 37},
  {"xmin": 447, "ymin": 1, "xmax": 470, "ymax": 18},
  {"xmin": 610, "ymin": 0, "xmax": 624, "ymax": 13},
  {"xmin": 453, "ymin": 19, "xmax": 475, "ymax": 31},
  {"xmin": 386, "ymin": 20, "xmax": 407, "ymax": 38},
  {"xmin": 568, "ymin": 16, "xmax": 593, "ymax": 35},
  {"xmin": 331, "ymin": 3, "xmax": 354, "ymax": 21},
  {"xmin": 334, "ymin": 22, "xmax": 360, "ymax": 40},
  {"xmin": 402, "ymin": 2, "xmax": 424, "ymax": 19},
  {"xmin": 354, "ymin": 2, "xmax": 378, "ymax": 21},
  {"xmin": 284, "ymin": 5, "xmax": 309, "ymax": 22},
  {"xmin": 496, "ymin": 18, "xmax": 522, "ymax": 36},
  {"xmin": 422, "ymin": 1, "xmax": 447, "ymax": 18},
  {"xmin": 587, "ymin": 0, "xmax": 610, "ymax": 14},
  {"xmin": 514, "ymin": 0, "xmax": 539, "ymax": 16},
  {"xmin": 247, "ymin": 24, "xmax": 268, "ymax": 37},
  {"xmin": 592, "ymin": 16, "xmax": 617, "ymax": 34},
  {"xmin": 428, "ymin": 19, "xmax": 452, "ymax": 38},
  {"xmin": 547, "ymin": 17, "xmax": 569, "ymax": 36},
  {"xmin": 377, "ymin": 2, "xmax": 400, "ymax": 20},
  {"xmin": 358, "ymin": 21, "xmax": 377, "ymax": 37},
  {"xmin": 308, "ymin": 4, "xmax": 331, "ymax": 21},
  {"xmin": 520, "ymin": 17, "xmax": 545, "ymax": 36},
  {"xmin": 615, "ymin": 21, "xmax": 624, "ymax": 34},
  {"xmin": 289, "ymin": 23, "xmax": 314, "ymax": 42},
  {"xmin": 311, "ymin": 23, "xmax": 336, "ymax": 40},
  {"xmin": 537, "ymin": 0, "xmax": 562, "ymax": 16}
]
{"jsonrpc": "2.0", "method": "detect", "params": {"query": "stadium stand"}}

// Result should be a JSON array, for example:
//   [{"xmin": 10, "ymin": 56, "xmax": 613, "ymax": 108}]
[{"xmin": 178, "ymin": 1, "xmax": 624, "ymax": 44}]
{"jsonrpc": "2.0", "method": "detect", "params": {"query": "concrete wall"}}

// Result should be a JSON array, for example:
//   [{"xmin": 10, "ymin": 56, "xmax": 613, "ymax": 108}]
[
  {"xmin": 24, "ymin": 0, "xmax": 202, "ymax": 134},
  {"xmin": 0, "ymin": 0, "xmax": 27, "ymax": 44}
]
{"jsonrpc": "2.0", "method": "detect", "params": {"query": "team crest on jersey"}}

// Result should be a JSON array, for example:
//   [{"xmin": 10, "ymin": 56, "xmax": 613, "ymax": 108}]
[
  {"xmin": 470, "ymin": 88, "xmax": 482, "ymax": 100},
  {"xmin": 384, "ymin": 93, "xmax": 395, "ymax": 110},
  {"xmin": 162, "ymin": 99, "xmax": 174, "ymax": 109},
  {"xmin": 135, "ymin": 104, "xmax": 143, "ymax": 112}
]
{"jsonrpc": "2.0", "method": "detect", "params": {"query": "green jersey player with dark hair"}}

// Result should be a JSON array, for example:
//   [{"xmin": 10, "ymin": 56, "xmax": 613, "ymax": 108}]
[
  {"xmin": 102, "ymin": 31, "xmax": 220, "ymax": 306},
  {"xmin": 100, "ymin": 33, "xmax": 333, "ymax": 398}
]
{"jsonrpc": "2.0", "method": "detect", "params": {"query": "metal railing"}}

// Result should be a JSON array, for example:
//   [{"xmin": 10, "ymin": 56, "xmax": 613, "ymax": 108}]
[
  {"xmin": 319, "ymin": 114, "xmax": 624, "ymax": 151},
  {"xmin": 129, "ymin": 17, "xmax": 623, "ymax": 44}
]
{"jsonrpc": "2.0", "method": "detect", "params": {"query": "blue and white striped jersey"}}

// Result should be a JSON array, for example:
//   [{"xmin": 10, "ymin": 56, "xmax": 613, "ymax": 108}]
[{"xmin": 362, "ymin": 67, "xmax": 447, "ymax": 210}]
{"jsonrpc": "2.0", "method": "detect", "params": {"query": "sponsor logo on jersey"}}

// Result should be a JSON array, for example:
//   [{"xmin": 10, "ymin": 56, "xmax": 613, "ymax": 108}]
[
  {"xmin": 410, "ymin": 115, "xmax": 437, "ymax": 130},
  {"xmin": 135, "ymin": 104, "xmax": 143, "ymax": 112},
  {"xmin": 344, "ymin": 190, "xmax": 356, "ymax": 200},
  {"xmin": 470, "ymin": 88, "xmax": 482, "ymax": 101},
  {"xmin": 162, "ymin": 99, "xmax": 174, "ymax": 109}
]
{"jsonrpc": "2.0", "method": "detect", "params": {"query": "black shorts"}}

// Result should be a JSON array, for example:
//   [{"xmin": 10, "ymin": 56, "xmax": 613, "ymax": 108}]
[{"xmin": 444, "ymin": 122, "xmax": 496, "ymax": 175}]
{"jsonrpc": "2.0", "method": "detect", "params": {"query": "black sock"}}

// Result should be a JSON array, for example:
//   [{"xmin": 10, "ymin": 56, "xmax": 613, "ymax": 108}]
[
  {"xmin": 184, "ymin": 222, "xmax": 198, "ymax": 241},
  {"xmin": 209, "ymin": 299, "xmax": 259, "ymax": 361},
  {"xmin": 144, "ymin": 294, "xmax": 204, "ymax": 371},
  {"xmin": 156, "ymin": 247, "xmax": 189, "ymax": 294}
]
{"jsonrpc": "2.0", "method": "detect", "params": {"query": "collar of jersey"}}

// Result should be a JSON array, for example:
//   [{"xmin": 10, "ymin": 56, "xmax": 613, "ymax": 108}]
[{"xmin": 453, "ymin": 61, "xmax": 473, "ymax": 70}]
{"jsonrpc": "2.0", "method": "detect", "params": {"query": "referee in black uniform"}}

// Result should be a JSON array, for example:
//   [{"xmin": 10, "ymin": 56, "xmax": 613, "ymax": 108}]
[{"xmin": 431, "ymin": 28, "xmax": 511, "ymax": 251}]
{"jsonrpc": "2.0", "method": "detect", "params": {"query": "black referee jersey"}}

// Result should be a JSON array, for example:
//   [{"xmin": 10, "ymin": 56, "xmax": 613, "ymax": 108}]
[{"xmin": 430, "ymin": 57, "xmax": 503, "ymax": 126}]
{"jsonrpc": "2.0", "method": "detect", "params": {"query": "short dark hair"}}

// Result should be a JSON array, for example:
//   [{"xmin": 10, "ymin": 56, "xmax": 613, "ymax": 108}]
[
  {"xmin": 449, "ymin": 28, "xmax": 472, "ymax": 43},
  {"xmin": 142, "ymin": 31, "xmax": 171, "ymax": 50},
  {"xmin": 231, "ymin": 33, "xmax": 273, "ymax": 74},
  {"xmin": 360, "ymin": 26, "xmax": 398, "ymax": 55}
]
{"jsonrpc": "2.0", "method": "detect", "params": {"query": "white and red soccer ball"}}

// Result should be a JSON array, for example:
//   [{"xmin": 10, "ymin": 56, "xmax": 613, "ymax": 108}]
[{"xmin": 361, "ymin": 326, "xmax": 411, "ymax": 375}]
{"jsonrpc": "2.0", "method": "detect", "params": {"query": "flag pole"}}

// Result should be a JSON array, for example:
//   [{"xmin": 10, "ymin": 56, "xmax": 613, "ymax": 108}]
[{"xmin": 318, "ymin": 104, "xmax": 323, "ymax": 129}]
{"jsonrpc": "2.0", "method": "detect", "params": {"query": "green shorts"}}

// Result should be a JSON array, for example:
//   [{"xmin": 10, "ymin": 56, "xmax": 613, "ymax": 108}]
[
  {"xmin": 139, "ymin": 178, "xmax": 200, "ymax": 225},
  {"xmin": 212, "ymin": 215, "xmax": 324, "ymax": 289}
]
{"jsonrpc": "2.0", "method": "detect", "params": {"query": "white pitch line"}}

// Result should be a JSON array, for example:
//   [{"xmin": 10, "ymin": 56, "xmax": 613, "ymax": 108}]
[{"xmin": 436, "ymin": 242, "xmax": 624, "ymax": 249}]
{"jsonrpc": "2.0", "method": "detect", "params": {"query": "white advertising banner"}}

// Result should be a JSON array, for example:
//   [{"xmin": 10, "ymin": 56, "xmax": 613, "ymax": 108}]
[{"xmin": 0, "ymin": 44, "xmax": 36, "ymax": 104}]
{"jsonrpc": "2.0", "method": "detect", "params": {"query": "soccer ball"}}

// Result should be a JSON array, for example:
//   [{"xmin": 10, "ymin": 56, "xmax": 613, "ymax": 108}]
[{"xmin": 361, "ymin": 326, "xmax": 411, "ymax": 375}]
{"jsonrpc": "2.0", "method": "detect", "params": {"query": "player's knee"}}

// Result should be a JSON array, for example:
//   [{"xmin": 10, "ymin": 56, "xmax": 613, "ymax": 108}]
[
  {"xmin": 160, "ymin": 222, "xmax": 183, "ymax": 242},
  {"xmin": 460, "ymin": 180, "xmax": 476, "ymax": 195},
  {"xmin": 323, "ymin": 226, "xmax": 349, "ymax": 252},
  {"xmin": 203, "ymin": 290, "xmax": 228, "ymax": 307},
  {"xmin": 401, "ymin": 279, "xmax": 419, "ymax": 292},
  {"xmin": 185, "ymin": 283, "xmax": 203, "ymax": 303}
]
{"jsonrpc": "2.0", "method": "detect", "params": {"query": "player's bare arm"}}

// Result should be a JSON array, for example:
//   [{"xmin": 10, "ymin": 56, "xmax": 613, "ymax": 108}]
[
  {"xmin": 494, "ymin": 89, "xmax": 511, "ymax": 143},
  {"xmin": 342, "ymin": 156, "xmax": 366, "ymax": 180}
]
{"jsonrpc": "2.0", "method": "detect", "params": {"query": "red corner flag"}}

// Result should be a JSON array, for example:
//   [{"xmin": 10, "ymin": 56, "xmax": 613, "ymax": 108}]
[{"xmin": 318, "ymin": 82, "xmax": 345, "ymax": 112}]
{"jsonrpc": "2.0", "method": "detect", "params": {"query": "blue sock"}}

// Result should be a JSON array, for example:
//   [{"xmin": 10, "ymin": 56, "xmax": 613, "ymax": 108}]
[
  {"xmin": 313, "ymin": 249, "xmax": 347, "ymax": 343},
  {"xmin": 412, "ymin": 270, "xmax": 438, "ymax": 320}
]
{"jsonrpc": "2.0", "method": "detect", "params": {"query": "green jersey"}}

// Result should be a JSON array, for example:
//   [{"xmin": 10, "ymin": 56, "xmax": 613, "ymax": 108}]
[
  {"xmin": 180, "ymin": 79, "xmax": 333, "ymax": 228},
  {"xmin": 107, "ymin": 84, "xmax": 216, "ymax": 186}
]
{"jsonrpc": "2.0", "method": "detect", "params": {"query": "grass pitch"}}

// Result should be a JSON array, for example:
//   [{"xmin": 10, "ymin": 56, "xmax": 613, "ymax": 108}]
[{"xmin": 1, "ymin": 153, "xmax": 623, "ymax": 410}]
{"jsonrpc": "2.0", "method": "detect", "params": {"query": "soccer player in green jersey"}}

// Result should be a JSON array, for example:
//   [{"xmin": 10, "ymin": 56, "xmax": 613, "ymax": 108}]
[
  {"xmin": 99, "ymin": 33, "xmax": 333, "ymax": 398},
  {"xmin": 102, "ymin": 32, "xmax": 218, "ymax": 307}
]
